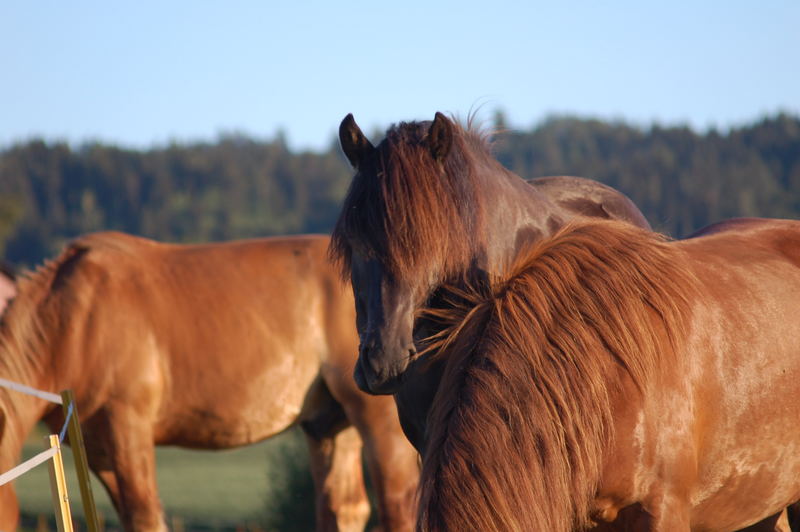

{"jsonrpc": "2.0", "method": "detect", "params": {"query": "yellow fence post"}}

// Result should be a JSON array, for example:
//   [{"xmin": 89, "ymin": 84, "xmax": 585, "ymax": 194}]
[
  {"xmin": 46, "ymin": 434, "xmax": 74, "ymax": 532},
  {"xmin": 60, "ymin": 389, "xmax": 102, "ymax": 532}
]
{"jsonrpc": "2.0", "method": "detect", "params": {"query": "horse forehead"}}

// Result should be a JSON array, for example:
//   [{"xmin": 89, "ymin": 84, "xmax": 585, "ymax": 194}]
[
  {"xmin": 387, "ymin": 120, "xmax": 433, "ymax": 140},
  {"xmin": 377, "ymin": 122, "xmax": 434, "ymax": 154}
]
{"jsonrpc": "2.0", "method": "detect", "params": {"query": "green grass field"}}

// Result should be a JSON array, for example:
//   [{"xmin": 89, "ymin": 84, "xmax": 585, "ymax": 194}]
[{"xmin": 14, "ymin": 424, "xmax": 319, "ymax": 531}]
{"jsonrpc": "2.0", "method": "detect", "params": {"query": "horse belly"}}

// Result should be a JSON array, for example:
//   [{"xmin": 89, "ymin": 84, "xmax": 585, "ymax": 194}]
[{"xmin": 156, "ymin": 339, "xmax": 324, "ymax": 449}]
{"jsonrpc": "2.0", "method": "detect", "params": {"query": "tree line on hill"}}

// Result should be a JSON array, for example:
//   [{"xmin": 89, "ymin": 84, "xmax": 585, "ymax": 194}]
[{"xmin": 1, "ymin": 113, "xmax": 798, "ymax": 267}]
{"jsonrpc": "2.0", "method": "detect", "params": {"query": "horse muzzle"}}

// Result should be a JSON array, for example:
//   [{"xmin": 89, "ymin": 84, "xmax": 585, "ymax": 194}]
[{"xmin": 354, "ymin": 341, "xmax": 412, "ymax": 395}]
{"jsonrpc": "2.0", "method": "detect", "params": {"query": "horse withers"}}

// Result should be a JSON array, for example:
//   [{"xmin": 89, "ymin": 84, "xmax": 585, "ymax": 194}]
[{"xmin": 0, "ymin": 233, "xmax": 418, "ymax": 532}]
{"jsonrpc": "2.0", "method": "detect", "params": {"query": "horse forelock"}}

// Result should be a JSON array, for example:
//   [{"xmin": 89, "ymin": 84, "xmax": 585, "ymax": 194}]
[
  {"xmin": 330, "ymin": 119, "xmax": 491, "ymax": 283},
  {"xmin": 417, "ymin": 220, "xmax": 696, "ymax": 532}
]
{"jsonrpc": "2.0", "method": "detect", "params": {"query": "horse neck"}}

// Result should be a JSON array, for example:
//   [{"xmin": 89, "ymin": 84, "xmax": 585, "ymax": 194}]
[
  {"xmin": 0, "ymin": 389, "xmax": 55, "ymax": 472},
  {"xmin": 471, "ymin": 163, "xmax": 568, "ymax": 275},
  {"xmin": 0, "ymin": 315, "xmax": 62, "ymax": 470}
]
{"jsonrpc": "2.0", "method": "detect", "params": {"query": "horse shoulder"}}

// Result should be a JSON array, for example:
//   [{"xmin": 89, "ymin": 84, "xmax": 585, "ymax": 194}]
[{"xmin": 19, "ymin": 233, "xmax": 163, "ymax": 421}]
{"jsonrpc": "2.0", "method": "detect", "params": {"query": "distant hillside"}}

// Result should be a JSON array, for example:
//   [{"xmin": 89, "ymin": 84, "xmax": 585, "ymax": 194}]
[{"xmin": 1, "ymin": 114, "xmax": 798, "ymax": 266}]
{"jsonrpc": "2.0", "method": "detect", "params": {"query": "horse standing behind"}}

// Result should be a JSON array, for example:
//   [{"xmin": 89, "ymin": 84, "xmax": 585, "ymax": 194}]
[
  {"xmin": 0, "ymin": 233, "xmax": 419, "ymax": 532},
  {"xmin": 418, "ymin": 218, "xmax": 800, "ymax": 531}
]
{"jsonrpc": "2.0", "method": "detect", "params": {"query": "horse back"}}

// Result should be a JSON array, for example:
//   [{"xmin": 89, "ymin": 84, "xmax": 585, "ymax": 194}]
[
  {"xmin": 527, "ymin": 176, "xmax": 651, "ymax": 229},
  {"xmin": 683, "ymin": 217, "xmax": 800, "ymax": 267}
]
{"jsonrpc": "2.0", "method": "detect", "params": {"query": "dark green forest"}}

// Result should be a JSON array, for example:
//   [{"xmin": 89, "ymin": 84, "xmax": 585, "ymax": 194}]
[{"xmin": 1, "ymin": 113, "xmax": 799, "ymax": 267}]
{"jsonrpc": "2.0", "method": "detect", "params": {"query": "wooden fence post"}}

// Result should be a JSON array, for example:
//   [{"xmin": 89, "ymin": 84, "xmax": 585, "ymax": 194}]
[
  {"xmin": 46, "ymin": 435, "xmax": 73, "ymax": 532},
  {"xmin": 60, "ymin": 390, "xmax": 101, "ymax": 532}
]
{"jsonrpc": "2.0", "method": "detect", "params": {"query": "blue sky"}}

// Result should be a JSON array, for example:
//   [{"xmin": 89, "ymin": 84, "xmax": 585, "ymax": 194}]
[{"xmin": 1, "ymin": 1, "xmax": 798, "ymax": 151}]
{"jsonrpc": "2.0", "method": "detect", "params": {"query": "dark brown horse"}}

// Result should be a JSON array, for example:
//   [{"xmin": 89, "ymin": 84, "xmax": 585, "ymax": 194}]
[
  {"xmin": 330, "ymin": 112, "xmax": 650, "ymax": 451},
  {"xmin": 0, "ymin": 233, "xmax": 419, "ymax": 532},
  {"xmin": 417, "ymin": 218, "xmax": 800, "ymax": 531}
]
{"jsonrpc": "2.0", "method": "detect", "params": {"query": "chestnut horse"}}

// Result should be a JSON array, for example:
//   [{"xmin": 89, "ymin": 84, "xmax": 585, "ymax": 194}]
[
  {"xmin": 0, "ymin": 233, "xmax": 418, "ymax": 532},
  {"xmin": 330, "ymin": 112, "xmax": 650, "ymax": 451},
  {"xmin": 417, "ymin": 219, "xmax": 800, "ymax": 532}
]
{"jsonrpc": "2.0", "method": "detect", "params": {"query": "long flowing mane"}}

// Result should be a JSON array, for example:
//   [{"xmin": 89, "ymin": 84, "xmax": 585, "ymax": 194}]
[
  {"xmin": 417, "ymin": 220, "xmax": 696, "ymax": 531},
  {"xmin": 2, "ymin": 258, "xmax": 67, "ymax": 380},
  {"xmin": 0, "ymin": 242, "xmax": 92, "ymax": 431},
  {"xmin": 329, "ymin": 118, "xmax": 491, "ymax": 280},
  {"xmin": 1, "ymin": 232, "xmax": 146, "ymax": 386}
]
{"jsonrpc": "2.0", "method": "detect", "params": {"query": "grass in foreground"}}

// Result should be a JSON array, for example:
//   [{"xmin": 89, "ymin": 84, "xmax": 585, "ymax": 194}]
[{"xmin": 15, "ymin": 424, "xmax": 317, "ymax": 531}]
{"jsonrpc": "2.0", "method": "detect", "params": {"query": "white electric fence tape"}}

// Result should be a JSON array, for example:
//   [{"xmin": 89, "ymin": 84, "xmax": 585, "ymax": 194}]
[
  {"xmin": 0, "ymin": 447, "xmax": 58, "ymax": 486},
  {"xmin": 0, "ymin": 378, "xmax": 69, "ymax": 486},
  {"xmin": 0, "ymin": 378, "xmax": 62, "ymax": 404}
]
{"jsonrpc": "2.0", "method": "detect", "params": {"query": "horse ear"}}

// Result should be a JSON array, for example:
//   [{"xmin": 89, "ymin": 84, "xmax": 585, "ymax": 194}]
[
  {"xmin": 339, "ymin": 114, "xmax": 375, "ymax": 169},
  {"xmin": 429, "ymin": 112, "xmax": 454, "ymax": 162}
]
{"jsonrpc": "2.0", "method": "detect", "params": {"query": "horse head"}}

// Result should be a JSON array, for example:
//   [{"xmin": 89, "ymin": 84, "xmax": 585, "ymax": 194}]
[{"xmin": 333, "ymin": 113, "xmax": 478, "ymax": 394}]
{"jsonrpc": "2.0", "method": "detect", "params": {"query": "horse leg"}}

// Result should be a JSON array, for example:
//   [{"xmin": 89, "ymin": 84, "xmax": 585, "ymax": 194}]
[
  {"xmin": 0, "ymin": 484, "xmax": 20, "ymax": 531},
  {"xmin": 89, "ymin": 408, "xmax": 167, "ymax": 532},
  {"xmin": 84, "ymin": 449, "xmax": 125, "ymax": 523},
  {"xmin": 350, "ymin": 402, "xmax": 418, "ymax": 532},
  {"xmin": 325, "ymin": 380, "xmax": 417, "ymax": 532},
  {"xmin": 303, "ymin": 421, "xmax": 370, "ymax": 532},
  {"xmin": 74, "ymin": 417, "xmax": 125, "ymax": 521},
  {"xmin": 612, "ymin": 492, "xmax": 691, "ymax": 532},
  {"xmin": 319, "ymin": 337, "xmax": 418, "ymax": 530}
]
